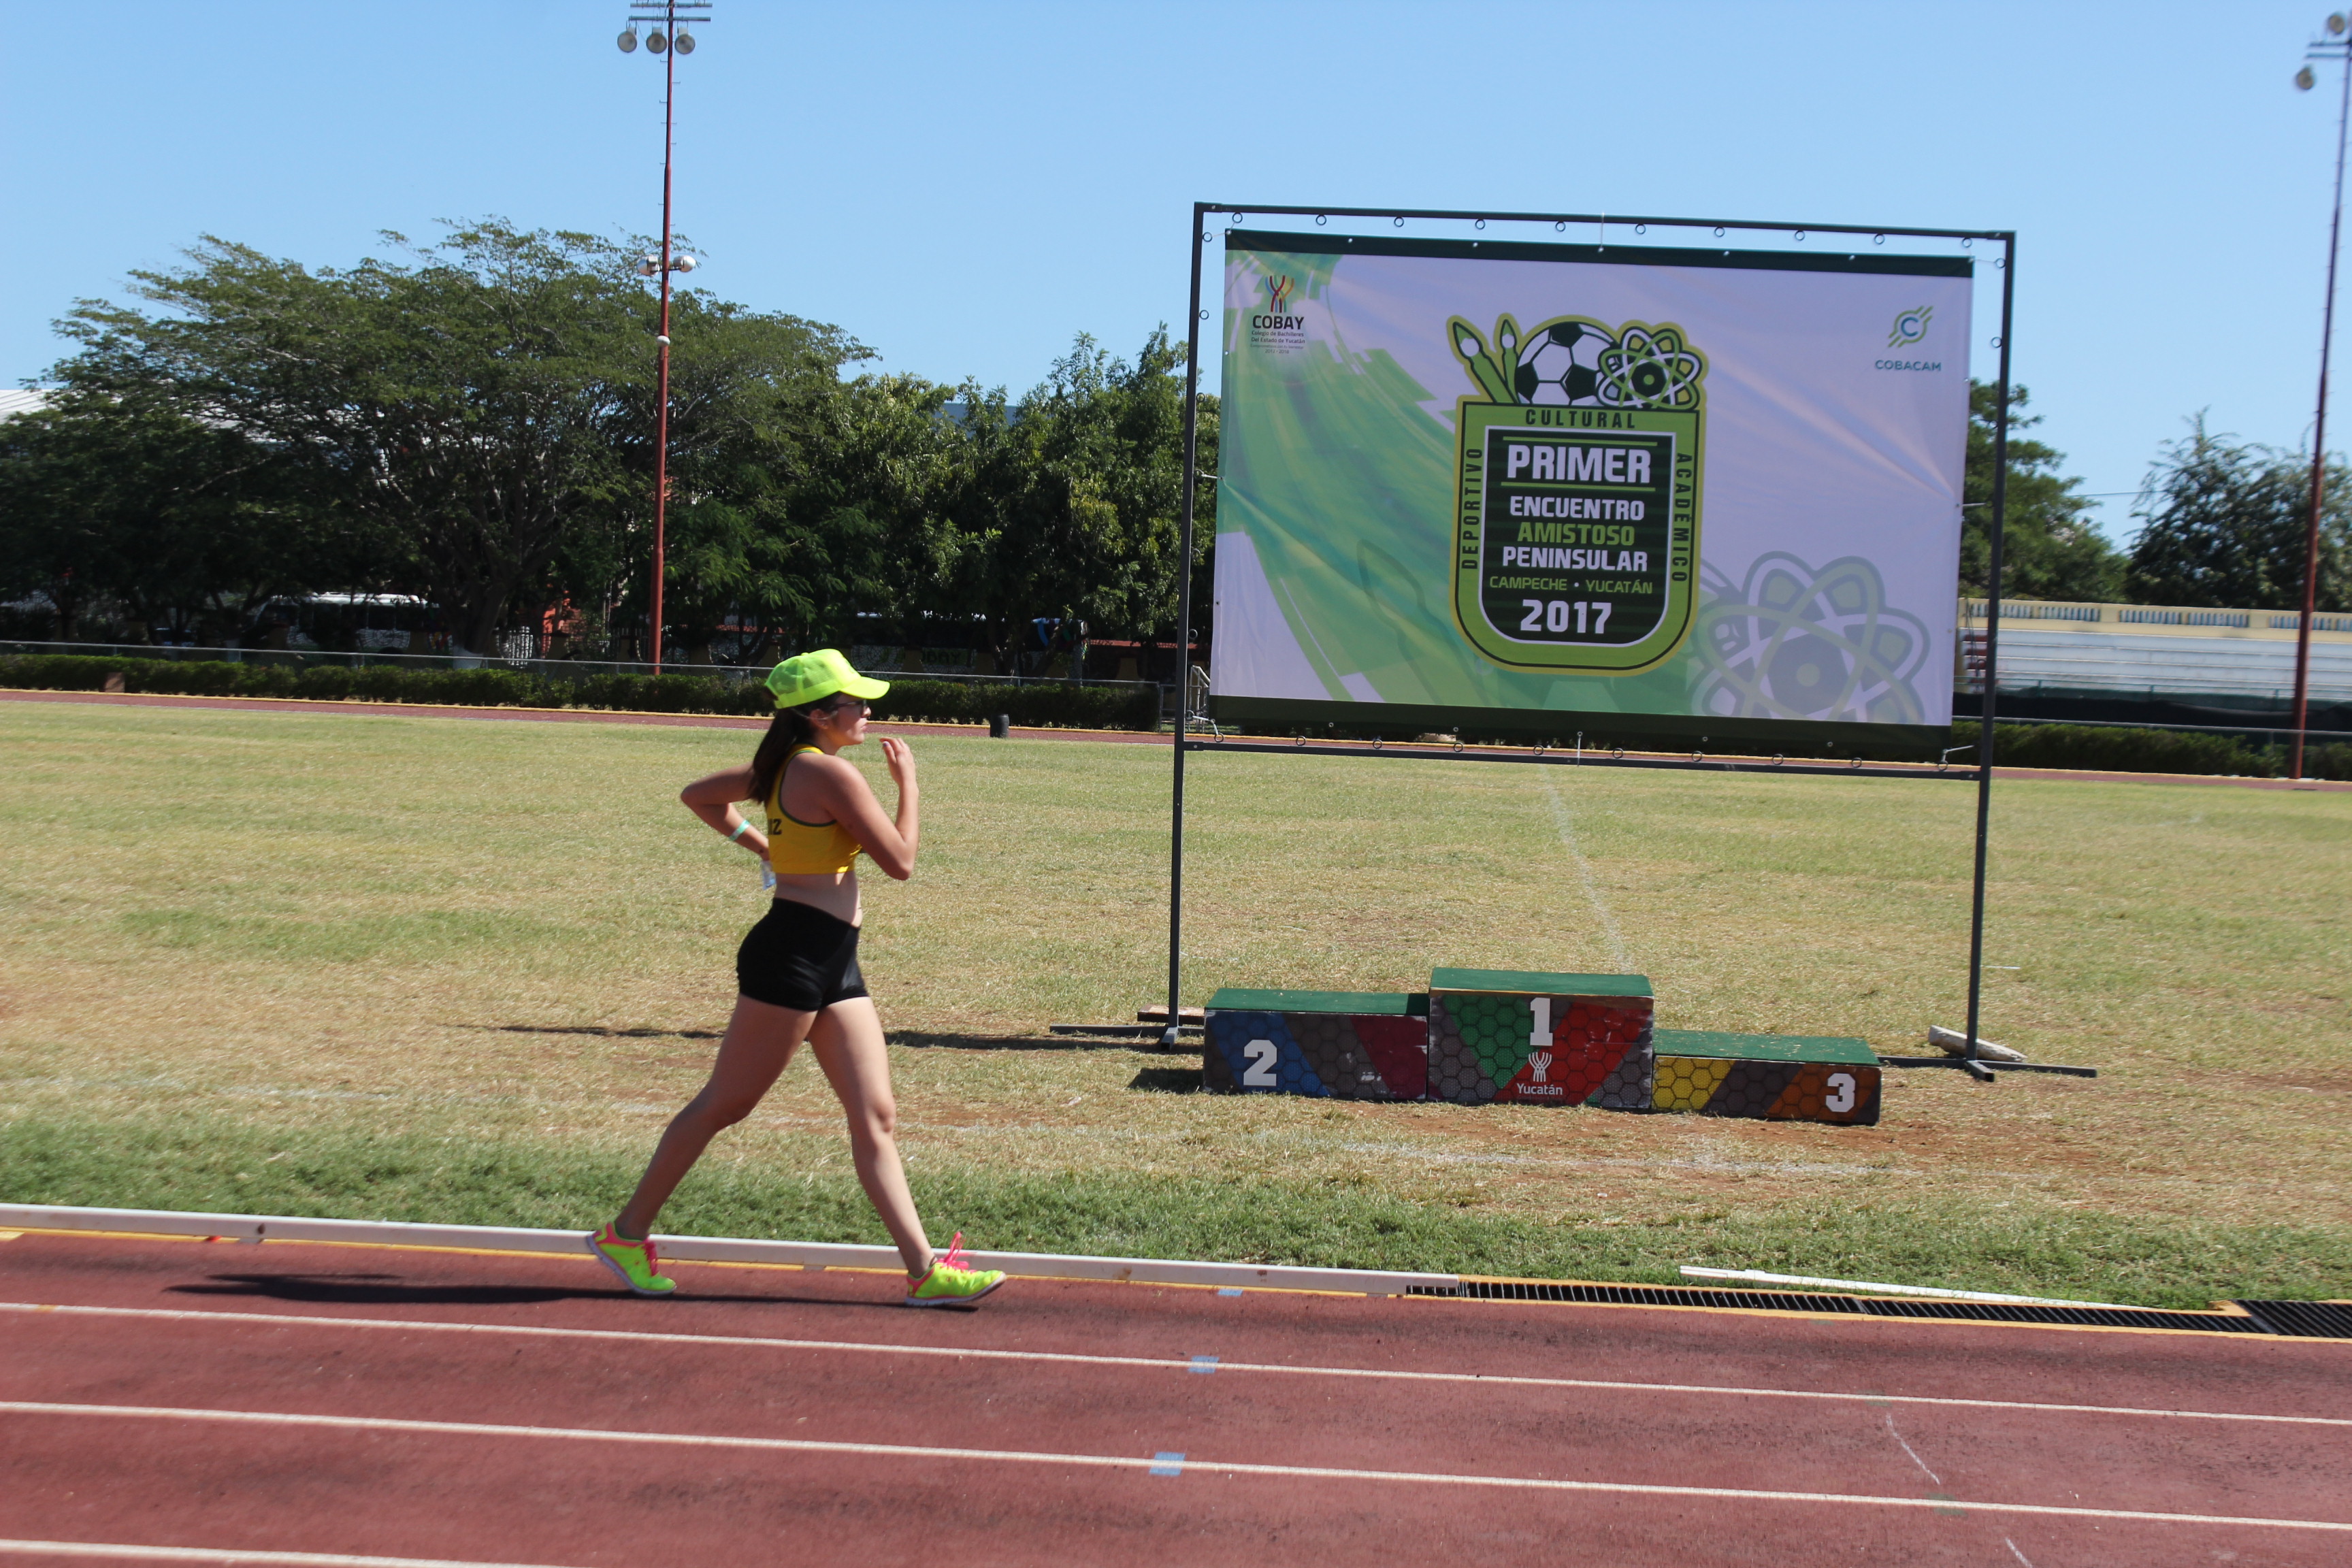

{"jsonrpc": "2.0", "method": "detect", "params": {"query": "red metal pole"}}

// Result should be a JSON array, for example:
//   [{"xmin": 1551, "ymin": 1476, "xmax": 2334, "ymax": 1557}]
[
  {"xmin": 651, "ymin": 1, "xmax": 676, "ymax": 673},
  {"xmin": 2293, "ymin": 46, "xmax": 2351, "ymax": 781}
]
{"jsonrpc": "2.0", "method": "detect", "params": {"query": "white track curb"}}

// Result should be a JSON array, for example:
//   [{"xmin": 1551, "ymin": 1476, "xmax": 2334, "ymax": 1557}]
[{"xmin": 0, "ymin": 1204, "xmax": 1458, "ymax": 1298}]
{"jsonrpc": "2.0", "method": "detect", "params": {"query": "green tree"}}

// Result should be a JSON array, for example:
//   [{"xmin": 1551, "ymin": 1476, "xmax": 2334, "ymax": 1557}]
[
  {"xmin": 2126, "ymin": 417, "xmax": 2351, "ymax": 611},
  {"xmin": 54, "ymin": 223, "xmax": 650, "ymax": 653},
  {"xmin": 0, "ymin": 391, "xmax": 327, "ymax": 641},
  {"xmin": 1962, "ymin": 381, "xmax": 2124, "ymax": 602},
  {"xmin": 933, "ymin": 329, "xmax": 1212, "ymax": 672},
  {"xmin": 580, "ymin": 286, "xmax": 883, "ymax": 662},
  {"xmin": 648, "ymin": 371, "xmax": 958, "ymax": 664}
]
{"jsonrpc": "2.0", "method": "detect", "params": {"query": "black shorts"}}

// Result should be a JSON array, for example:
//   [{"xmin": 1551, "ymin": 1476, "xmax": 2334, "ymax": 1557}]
[{"xmin": 735, "ymin": 899, "xmax": 869, "ymax": 1012}]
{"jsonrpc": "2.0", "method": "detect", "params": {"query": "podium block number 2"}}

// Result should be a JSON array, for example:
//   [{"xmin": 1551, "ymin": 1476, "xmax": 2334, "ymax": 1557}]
[{"xmin": 1242, "ymin": 1039, "xmax": 1279, "ymax": 1088}]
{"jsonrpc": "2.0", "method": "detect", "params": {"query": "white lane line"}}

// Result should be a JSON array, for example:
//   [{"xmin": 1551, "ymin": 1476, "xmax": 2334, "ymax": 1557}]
[
  {"xmin": 7, "ymin": 1400, "xmax": 2348, "ymax": 1535},
  {"xmin": 0, "ymin": 1540, "xmax": 572, "ymax": 1567},
  {"xmin": 7, "ymin": 1300, "xmax": 2342, "ymax": 1431},
  {"xmin": 1543, "ymin": 776, "xmax": 1631, "ymax": 971}
]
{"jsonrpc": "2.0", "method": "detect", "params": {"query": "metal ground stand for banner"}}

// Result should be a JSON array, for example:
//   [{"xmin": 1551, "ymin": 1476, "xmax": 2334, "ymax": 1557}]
[{"xmin": 1161, "ymin": 202, "xmax": 2021, "ymax": 1079}]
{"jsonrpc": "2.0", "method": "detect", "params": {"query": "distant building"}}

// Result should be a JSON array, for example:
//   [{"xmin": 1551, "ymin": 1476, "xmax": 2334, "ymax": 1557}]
[
  {"xmin": 1958, "ymin": 597, "xmax": 2352, "ymax": 729},
  {"xmin": 0, "ymin": 389, "xmax": 52, "ymax": 421}
]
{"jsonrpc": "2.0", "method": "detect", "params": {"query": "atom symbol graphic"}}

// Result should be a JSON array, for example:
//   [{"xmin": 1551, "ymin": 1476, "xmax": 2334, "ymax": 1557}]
[
  {"xmin": 1691, "ymin": 553, "xmax": 1932, "ymax": 724},
  {"xmin": 1597, "ymin": 325, "xmax": 1705, "ymax": 411}
]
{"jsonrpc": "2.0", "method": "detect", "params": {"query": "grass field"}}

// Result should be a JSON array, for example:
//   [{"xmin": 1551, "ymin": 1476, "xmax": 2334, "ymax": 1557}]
[{"xmin": 1, "ymin": 699, "xmax": 2347, "ymax": 1307}]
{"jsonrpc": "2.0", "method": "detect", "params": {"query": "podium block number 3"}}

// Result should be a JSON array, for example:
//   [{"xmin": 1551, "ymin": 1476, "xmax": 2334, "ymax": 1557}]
[
  {"xmin": 1242, "ymin": 1039, "xmax": 1279, "ymax": 1088},
  {"xmin": 1825, "ymin": 1073, "xmax": 1857, "ymax": 1113}
]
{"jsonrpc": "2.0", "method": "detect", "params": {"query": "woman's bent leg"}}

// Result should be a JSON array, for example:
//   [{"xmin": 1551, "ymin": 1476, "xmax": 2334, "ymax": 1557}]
[
  {"xmin": 807, "ymin": 997, "xmax": 932, "ymax": 1278},
  {"xmin": 615, "ymin": 994, "xmax": 813, "ymax": 1239}
]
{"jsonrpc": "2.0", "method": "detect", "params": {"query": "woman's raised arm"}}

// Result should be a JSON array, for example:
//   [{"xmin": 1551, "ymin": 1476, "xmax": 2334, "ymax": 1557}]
[{"xmin": 802, "ymin": 740, "xmax": 919, "ymax": 879}]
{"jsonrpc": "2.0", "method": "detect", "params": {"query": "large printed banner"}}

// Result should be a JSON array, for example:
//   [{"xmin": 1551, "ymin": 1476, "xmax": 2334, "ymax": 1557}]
[{"xmin": 1211, "ymin": 232, "xmax": 1972, "ymax": 753}]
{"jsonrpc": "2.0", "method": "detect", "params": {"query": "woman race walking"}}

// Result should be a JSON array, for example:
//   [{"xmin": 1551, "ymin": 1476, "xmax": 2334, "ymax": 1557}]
[{"xmin": 589, "ymin": 649, "xmax": 1005, "ymax": 1307}]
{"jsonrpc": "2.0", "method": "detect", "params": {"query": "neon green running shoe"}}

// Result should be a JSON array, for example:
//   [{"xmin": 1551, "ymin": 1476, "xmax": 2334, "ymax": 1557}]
[
  {"xmin": 588, "ymin": 1224, "xmax": 676, "ymax": 1296},
  {"xmin": 904, "ymin": 1232, "xmax": 1005, "ymax": 1307}
]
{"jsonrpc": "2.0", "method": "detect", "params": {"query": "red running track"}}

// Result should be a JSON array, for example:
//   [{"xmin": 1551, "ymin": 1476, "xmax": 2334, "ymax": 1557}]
[{"xmin": 1, "ymin": 1230, "xmax": 2346, "ymax": 1567}]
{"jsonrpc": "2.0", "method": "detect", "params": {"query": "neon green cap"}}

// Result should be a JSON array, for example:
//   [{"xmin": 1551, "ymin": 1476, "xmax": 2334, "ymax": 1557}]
[{"xmin": 764, "ymin": 648, "xmax": 889, "ymax": 710}]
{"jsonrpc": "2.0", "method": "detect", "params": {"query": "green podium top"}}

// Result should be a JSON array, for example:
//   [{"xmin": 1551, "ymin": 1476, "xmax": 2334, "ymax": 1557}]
[
  {"xmin": 1428, "ymin": 968, "xmax": 1652, "ymax": 998},
  {"xmin": 1206, "ymin": 989, "xmax": 1428, "ymax": 1016},
  {"xmin": 1652, "ymin": 1029, "xmax": 1878, "ymax": 1065}
]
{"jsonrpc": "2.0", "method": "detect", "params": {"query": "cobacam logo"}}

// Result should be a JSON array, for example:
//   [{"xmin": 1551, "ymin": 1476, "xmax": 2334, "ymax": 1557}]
[{"xmin": 1876, "ymin": 305, "xmax": 1942, "ymax": 372}]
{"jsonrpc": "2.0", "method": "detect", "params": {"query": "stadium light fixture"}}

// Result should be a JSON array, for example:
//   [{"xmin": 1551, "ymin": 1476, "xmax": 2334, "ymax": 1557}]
[
  {"xmin": 2289, "ymin": 15, "xmax": 2352, "ymax": 780},
  {"xmin": 615, "ymin": 0, "xmax": 713, "ymax": 674}
]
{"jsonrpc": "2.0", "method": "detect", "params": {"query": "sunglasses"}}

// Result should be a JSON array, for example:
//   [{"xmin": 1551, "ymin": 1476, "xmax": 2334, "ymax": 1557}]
[{"xmin": 820, "ymin": 696, "xmax": 871, "ymax": 715}]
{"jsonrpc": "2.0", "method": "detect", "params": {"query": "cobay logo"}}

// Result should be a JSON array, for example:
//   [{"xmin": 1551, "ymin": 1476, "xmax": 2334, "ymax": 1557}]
[
  {"xmin": 1246, "ymin": 272, "xmax": 1306, "ymax": 351},
  {"xmin": 1256, "ymin": 274, "xmax": 1298, "ymax": 327}
]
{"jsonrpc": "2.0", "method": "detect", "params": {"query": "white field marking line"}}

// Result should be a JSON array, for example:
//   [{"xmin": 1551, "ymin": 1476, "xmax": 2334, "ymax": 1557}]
[
  {"xmin": 1884, "ymin": 1411, "xmax": 1943, "ymax": 1487},
  {"xmin": 0, "ymin": 1541, "xmax": 571, "ymax": 1568},
  {"xmin": 7, "ymin": 1400, "xmax": 2349, "ymax": 1535},
  {"xmin": 7, "ymin": 1301, "xmax": 2345, "ymax": 1431},
  {"xmin": 1542, "ymin": 775, "xmax": 1631, "ymax": 970},
  {"xmin": 1683, "ymin": 1266, "xmax": 2129, "ymax": 1310},
  {"xmin": 2005, "ymin": 1539, "xmax": 2037, "ymax": 1568}
]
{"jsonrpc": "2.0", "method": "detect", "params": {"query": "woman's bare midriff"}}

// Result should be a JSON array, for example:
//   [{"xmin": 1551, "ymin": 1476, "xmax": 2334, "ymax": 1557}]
[{"xmin": 770, "ymin": 870, "xmax": 860, "ymax": 926}]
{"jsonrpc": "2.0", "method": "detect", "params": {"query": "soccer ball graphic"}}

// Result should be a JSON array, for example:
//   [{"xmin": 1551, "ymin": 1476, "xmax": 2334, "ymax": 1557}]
[{"xmin": 1514, "ymin": 319, "xmax": 1614, "ymax": 406}]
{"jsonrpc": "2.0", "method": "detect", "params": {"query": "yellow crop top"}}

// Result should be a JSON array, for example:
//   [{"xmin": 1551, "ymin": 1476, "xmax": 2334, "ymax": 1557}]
[{"xmin": 765, "ymin": 747, "xmax": 862, "ymax": 875}]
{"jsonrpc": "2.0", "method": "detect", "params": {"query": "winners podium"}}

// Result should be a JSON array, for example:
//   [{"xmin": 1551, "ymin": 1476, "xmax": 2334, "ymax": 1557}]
[
  {"xmin": 1201, "ymin": 971, "xmax": 1879, "ymax": 1126},
  {"xmin": 1425, "ymin": 969, "xmax": 1653, "ymax": 1109}
]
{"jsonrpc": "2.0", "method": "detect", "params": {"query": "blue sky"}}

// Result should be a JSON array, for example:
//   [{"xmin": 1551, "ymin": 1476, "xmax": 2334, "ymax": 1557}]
[{"xmin": 3, "ymin": 1, "xmax": 2344, "ymax": 544}]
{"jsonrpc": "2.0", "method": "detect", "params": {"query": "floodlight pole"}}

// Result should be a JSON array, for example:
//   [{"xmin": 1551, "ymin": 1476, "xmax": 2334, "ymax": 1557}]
[
  {"xmin": 1163, "ymin": 203, "xmax": 1208, "ymax": 1050},
  {"xmin": 650, "ymin": 4, "xmax": 683, "ymax": 672},
  {"xmin": 1961, "ymin": 235, "xmax": 2019, "ymax": 1072},
  {"xmin": 2291, "ymin": 25, "xmax": 2352, "ymax": 781},
  {"xmin": 619, "ymin": 0, "xmax": 708, "ymax": 671}
]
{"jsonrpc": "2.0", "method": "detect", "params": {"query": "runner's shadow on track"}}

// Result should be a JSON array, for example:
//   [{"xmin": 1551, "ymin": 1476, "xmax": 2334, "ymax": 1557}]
[
  {"xmin": 171, "ymin": 1273, "xmax": 589, "ymax": 1306},
  {"xmin": 167, "ymin": 1273, "xmax": 911, "ymax": 1311}
]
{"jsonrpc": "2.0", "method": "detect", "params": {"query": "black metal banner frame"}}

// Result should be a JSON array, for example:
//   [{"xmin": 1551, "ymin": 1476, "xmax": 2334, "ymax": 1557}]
[{"xmin": 1163, "ymin": 201, "xmax": 2018, "ymax": 1076}]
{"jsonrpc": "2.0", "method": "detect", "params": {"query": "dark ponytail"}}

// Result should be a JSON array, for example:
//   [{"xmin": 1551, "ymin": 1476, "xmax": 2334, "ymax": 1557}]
[{"xmin": 745, "ymin": 703, "xmax": 826, "ymax": 808}]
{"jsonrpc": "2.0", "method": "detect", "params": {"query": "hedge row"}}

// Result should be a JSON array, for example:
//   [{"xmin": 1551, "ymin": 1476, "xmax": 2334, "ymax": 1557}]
[
  {"xmin": 1991, "ymin": 723, "xmax": 2351, "ymax": 782},
  {"xmin": 0, "ymin": 655, "xmax": 1164, "ymax": 732},
  {"xmin": 4, "ymin": 654, "xmax": 2342, "ymax": 773}
]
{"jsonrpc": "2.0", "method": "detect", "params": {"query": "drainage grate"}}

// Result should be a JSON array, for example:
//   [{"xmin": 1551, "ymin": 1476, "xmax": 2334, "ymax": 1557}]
[
  {"xmin": 2235, "ymin": 1300, "xmax": 2352, "ymax": 1339},
  {"xmin": 1854, "ymin": 1298, "xmax": 2267, "ymax": 1333},
  {"xmin": 1414, "ymin": 1281, "xmax": 1863, "ymax": 1313},
  {"xmin": 1416, "ymin": 1279, "xmax": 2342, "ymax": 1336}
]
